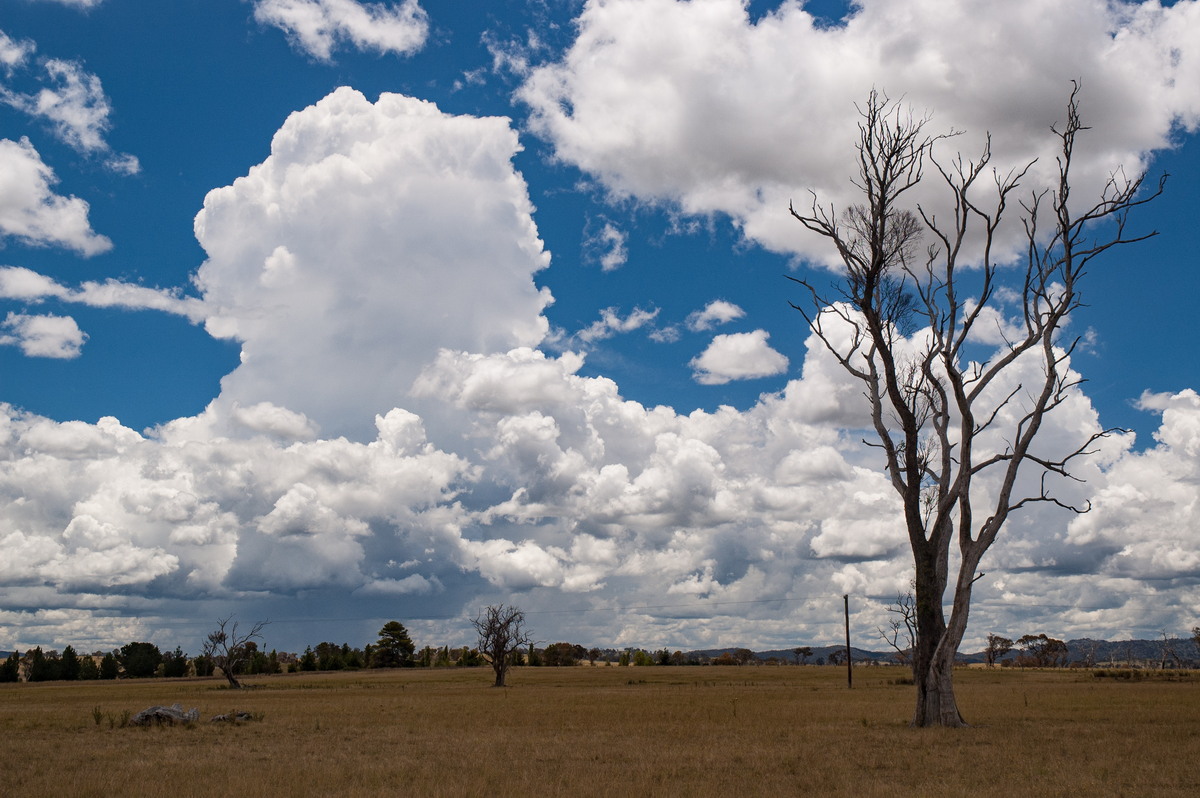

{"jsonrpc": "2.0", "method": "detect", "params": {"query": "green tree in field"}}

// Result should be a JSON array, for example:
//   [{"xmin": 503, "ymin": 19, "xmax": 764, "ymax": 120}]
[
  {"xmin": 162, "ymin": 647, "xmax": 190, "ymax": 678},
  {"xmin": 315, "ymin": 642, "xmax": 345, "ymax": 670},
  {"xmin": 341, "ymin": 643, "xmax": 366, "ymax": 669},
  {"xmin": 118, "ymin": 642, "xmax": 162, "ymax": 678},
  {"xmin": 247, "ymin": 643, "xmax": 272, "ymax": 674},
  {"xmin": 372, "ymin": 621, "xmax": 415, "ymax": 668},
  {"xmin": 0, "ymin": 651, "xmax": 19, "ymax": 682},
  {"xmin": 1016, "ymin": 634, "xmax": 1069, "ymax": 668},
  {"xmin": 26, "ymin": 647, "xmax": 60, "ymax": 681},
  {"xmin": 985, "ymin": 634, "xmax": 1014, "ymax": 668},
  {"xmin": 542, "ymin": 642, "xmax": 576, "ymax": 667},
  {"xmin": 456, "ymin": 647, "xmax": 482, "ymax": 667},
  {"xmin": 78, "ymin": 654, "xmax": 100, "ymax": 680},
  {"xmin": 794, "ymin": 646, "xmax": 812, "ymax": 666},
  {"xmin": 193, "ymin": 653, "xmax": 215, "ymax": 677},
  {"xmin": 99, "ymin": 652, "xmax": 119, "ymax": 679},
  {"xmin": 299, "ymin": 646, "xmax": 317, "ymax": 672},
  {"xmin": 59, "ymin": 645, "xmax": 81, "ymax": 681}
]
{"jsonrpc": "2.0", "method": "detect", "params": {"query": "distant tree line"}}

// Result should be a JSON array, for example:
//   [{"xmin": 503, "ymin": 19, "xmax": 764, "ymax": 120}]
[{"xmin": 9, "ymin": 620, "xmax": 1198, "ymax": 683}]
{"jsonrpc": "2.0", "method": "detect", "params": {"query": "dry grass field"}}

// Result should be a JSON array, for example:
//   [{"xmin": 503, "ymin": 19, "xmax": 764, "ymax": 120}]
[{"xmin": 2, "ymin": 665, "xmax": 1198, "ymax": 797}]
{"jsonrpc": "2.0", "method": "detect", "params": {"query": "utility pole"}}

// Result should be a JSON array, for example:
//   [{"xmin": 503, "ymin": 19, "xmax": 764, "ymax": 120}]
[{"xmin": 844, "ymin": 593, "xmax": 852, "ymax": 689}]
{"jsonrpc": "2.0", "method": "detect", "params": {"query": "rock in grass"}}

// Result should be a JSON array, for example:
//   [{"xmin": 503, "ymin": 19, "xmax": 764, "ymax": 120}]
[{"xmin": 129, "ymin": 704, "xmax": 199, "ymax": 726}]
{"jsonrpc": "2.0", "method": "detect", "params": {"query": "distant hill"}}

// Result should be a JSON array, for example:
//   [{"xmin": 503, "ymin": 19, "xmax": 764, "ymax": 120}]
[{"xmin": 689, "ymin": 636, "xmax": 1200, "ymax": 667}]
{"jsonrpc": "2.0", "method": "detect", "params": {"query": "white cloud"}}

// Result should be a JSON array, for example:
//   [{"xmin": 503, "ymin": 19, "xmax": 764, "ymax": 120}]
[
  {"xmin": 0, "ymin": 265, "xmax": 65, "ymax": 300},
  {"xmin": 587, "ymin": 220, "xmax": 628, "ymax": 271},
  {"xmin": 2, "ymin": 321, "xmax": 1197, "ymax": 650},
  {"xmin": 520, "ymin": 0, "xmax": 1200, "ymax": 260},
  {"xmin": 231, "ymin": 401, "xmax": 319, "ymax": 440},
  {"xmin": 1067, "ymin": 389, "xmax": 1200, "ymax": 579},
  {"xmin": 0, "ymin": 137, "xmax": 111, "ymax": 255},
  {"xmin": 687, "ymin": 299, "xmax": 745, "ymax": 331},
  {"xmin": 0, "ymin": 31, "xmax": 34, "ymax": 72},
  {"xmin": 576, "ymin": 306, "xmax": 659, "ymax": 343},
  {"xmin": 0, "ymin": 311, "xmax": 86, "ymax": 358},
  {"xmin": 192, "ymin": 87, "xmax": 552, "ymax": 439},
  {"xmin": 1, "ymin": 57, "xmax": 139, "ymax": 173},
  {"xmin": 0, "ymin": 266, "xmax": 208, "ymax": 321},
  {"xmin": 690, "ymin": 330, "xmax": 788, "ymax": 385},
  {"xmin": 29, "ymin": 0, "xmax": 104, "ymax": 7},
  {"xmin": 253, "ymin": 0, "xmax": 429, "ymax": 61}
]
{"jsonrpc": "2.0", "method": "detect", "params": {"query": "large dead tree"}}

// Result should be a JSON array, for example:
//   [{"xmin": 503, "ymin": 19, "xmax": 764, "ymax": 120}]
[
  {"xmin": 472, "ymin": 604, "xmax": 531, "ymax": 687},
  {"xmin": 202, "ymin": 615, "xmax": 268, "ymax": 689},
  {"xmin": 789, "ymin": 86, "xmax": 1162, "ymax": 727}
]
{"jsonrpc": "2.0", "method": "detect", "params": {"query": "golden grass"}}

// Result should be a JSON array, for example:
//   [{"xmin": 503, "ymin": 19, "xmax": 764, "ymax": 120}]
[{"xmin": 2, "ymin": 666, "xmax": 1198, "ymax": 797}]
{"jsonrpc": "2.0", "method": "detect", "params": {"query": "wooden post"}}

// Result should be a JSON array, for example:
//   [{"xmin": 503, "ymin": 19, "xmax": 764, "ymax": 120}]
[{"xmin": 844, "ymin": 593, "xmax": 852, "ymax": 689}]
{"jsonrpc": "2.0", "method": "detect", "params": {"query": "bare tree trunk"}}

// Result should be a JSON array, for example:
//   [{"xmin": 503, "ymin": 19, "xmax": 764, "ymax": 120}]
[
  {"xmin": 911, "ymin": 554, "xmax": 967, "ymax": 727},
  {"xmin": 220, "ymin": 668, "xmax": 241, "ymax": 689}
]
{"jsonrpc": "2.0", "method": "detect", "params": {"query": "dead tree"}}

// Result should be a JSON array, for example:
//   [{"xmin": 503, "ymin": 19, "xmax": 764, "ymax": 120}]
[
  {"xmin": 789, "ymin": 85, "xmax": 1162, "ymax": 727},
  {"xmin": 472, "ymin": 604, "xmax": 532, "ymax": 687},
  {"xmin": 202, "ymin": 615, "xmax": 268, "ymax": 689},
  {"xmin": 878, "ymin": 590, "xmax": 917, "ymax": 679}
]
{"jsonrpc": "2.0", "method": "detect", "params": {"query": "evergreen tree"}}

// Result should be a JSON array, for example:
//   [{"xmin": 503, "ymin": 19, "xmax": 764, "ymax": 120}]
[
  {"xmin": 315, "ymin": 642, "xmax": 344, "ymax": 670},
  {"xmin": 99, "ymin": 652, "xmax": 119, "ymax": 680},
  {"xmin": 59, "ymin": 645, "xmax": 81, "ymax": 681},
  {"xmin": 27, "ymin": 648, "xmax": 60, "ymax": 682},
  {"xmin": 162, "ymin": 647, "xmax": 190, "ymax": 678},
  {"xmin": 371, "ymin": 621, "xmax": 416, "ymax": 668},
  {"xmin": 299, "ymin": 646, "xmax": 317, "ymax": 671},
  {"xmin": 1, "ymin": 650, "xmax": 22, "ymax": 682},
  {"xmin": 192, "ymin": 654, "xmax": 215, "ymax": 677},
  {"xmin": 118, "ymin": 642, "xmax": 162, "ymax": 678},
  {"xmin": 78, "ymin": 655, "xmax": 100, "ymax": 680}
]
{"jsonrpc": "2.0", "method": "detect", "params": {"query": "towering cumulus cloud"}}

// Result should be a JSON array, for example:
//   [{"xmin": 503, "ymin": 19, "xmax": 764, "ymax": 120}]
[{"xmin": 192, "ymin": 87, "xmax": 552, "ymax": 440}]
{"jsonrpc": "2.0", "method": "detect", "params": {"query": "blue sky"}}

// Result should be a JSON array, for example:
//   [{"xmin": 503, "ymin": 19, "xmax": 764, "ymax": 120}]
[{"xmin": 1, "ymin": 0, "xmax": 1199, "ymax": 655}]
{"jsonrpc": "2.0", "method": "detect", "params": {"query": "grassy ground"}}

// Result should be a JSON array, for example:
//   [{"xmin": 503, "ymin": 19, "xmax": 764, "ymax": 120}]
[{"xmin": 2, "ymin": 665, "xmax": 1198, "ymax": 797}]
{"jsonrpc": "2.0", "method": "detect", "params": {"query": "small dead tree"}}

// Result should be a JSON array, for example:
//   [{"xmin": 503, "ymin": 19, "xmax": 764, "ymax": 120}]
[
  {"xmin": 472, "ymin": 604, "xmax": 532, "ymax": 687},
  {"xmin": 1159, "ymin": 630, "xmax": 1184, "ymax": 670},
  {"xmin": 878, "ymin": 591, "xmax": 918, "ymax": 679},
  {"xmin": 202, "ymin": 615, "xmax": 268, "ymax": 689},
  {"xmin": 789, "ymin": 85, "xmax": 1162, "ymax": 727}
]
